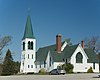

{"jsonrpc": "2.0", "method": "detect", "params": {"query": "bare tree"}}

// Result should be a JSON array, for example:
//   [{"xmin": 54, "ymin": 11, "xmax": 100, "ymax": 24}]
[
  {"xmin": 0, "ymin": 36, "xmax": 12, "ymax": 62},
  {"xmin": 65, "ymin": 38, "xmax": 72, "ymax": 46},
  {"xmin": 83, "ymin": 36, "xmax": 100, "ymax": 53}
]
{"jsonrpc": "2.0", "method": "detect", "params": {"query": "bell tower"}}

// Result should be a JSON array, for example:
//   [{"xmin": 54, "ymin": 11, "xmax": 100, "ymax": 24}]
[{"xmin": 20, "ymin": 14, "xmax": 36, "ymax": 73}]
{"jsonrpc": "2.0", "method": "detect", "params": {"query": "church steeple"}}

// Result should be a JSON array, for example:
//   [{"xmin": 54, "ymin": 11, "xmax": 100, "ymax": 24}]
[
  {"xmin": 22, "ymin": 14, "xmax": 35, "ymax": 40},
  {"xmin": 20, "ymin": 1, "xmax": 37, "ymax": 73}
]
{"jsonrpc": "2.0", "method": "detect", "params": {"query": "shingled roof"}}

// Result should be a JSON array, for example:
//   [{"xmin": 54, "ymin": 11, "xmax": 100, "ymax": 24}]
[
  {"xmin": 36, "ymin": 42, "xmax": 99, "ymax": 63},
  {"xmin": 84, "ymin": 49, "xmax": 99, "ymax": 63},
  {"xmin": 22, "ymin": 14, "xmax": 35, "ymax": 40},
  {"xmin": 36, "ymin": 42, "xmax": 78, "ymax": 62}
]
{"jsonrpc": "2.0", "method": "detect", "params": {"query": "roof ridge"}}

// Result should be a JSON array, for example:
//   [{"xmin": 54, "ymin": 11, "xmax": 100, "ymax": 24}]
[{"xmin": 39, "ymin": 41, "xmax": 65, "ymax": 49}]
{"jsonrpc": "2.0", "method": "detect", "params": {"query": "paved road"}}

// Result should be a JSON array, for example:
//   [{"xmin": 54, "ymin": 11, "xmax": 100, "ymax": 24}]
[{"xmin": 0, "ymin": 73, "xmax": 100, "ymax": 80}]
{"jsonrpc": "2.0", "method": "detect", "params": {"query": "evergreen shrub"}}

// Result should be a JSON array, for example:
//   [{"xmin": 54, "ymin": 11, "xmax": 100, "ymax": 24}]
[{"xmin": 87, "ymin": 67, "xmax": 93, "ymax": 73}]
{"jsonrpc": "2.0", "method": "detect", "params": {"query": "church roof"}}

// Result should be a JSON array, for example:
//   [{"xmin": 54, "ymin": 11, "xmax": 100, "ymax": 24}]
[
  {"xmin": 84, "ymin": 49, "xmax": 99, "ymax": 63},
  {"xmin": 36, "ymin": 42, "xmax": 99, "ymax": 63},
  {"xmin": 36, "ymin": 42, "xmax": 78, "ymax": 62},
  {"xmin": 22, "ymin": 15, "xmax": 35, "ymax": 40}
]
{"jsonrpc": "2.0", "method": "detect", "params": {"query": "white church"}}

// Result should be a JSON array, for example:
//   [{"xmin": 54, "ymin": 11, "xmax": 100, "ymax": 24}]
[{"xmin": 20, "ymin": 14, "xmax": 99, "ymax": 73}]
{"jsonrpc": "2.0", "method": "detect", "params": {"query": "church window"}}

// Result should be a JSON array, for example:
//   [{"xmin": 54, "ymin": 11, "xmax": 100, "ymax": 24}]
[
  {"xmin": 32, "ymin": 54, "xmax": 33, "ymax": 59},
  {"xmin": 93, "ymin": 62, "xmax": 95, "ymax": 69},
  {"xmin": 28, "ymin": 54, "xmax": 29, "ymax": 59},
  {"xmin": 31, "ymin": 65, "xmax": 33, "ymax": 68},
  {"xmin": 28, "ymin": 41, "xmax": 31, "ymax": 49},
  {"xmin": 40, "ymin": 62, "xmax": 41, "ymax": 68},
  {"xmin": 63, "ymin": 59, "xmax": 65, "ymax": 61},
  {"xmin": 31, "ymin": 42, "xmax": 33, "ymax": 50},
  {"xmin": 23, "ymin": 63, "xmax": 24, "ymax": 67},
  {"xmin": 44, "ymin": 61, "xmax": 46, "ymax": 68},
  {"xmin": 28, "ymin": 41, "xmax": 33, "ymax": 50},
  {"xmin": 49, "ymin": 57, "xmax": 52, "ymax": 67},
  {"xmin": 23, "ymin": 42, "xmax": 25, "ymax": 50},
  {"xmin": 66, "ymin": 59, "xmax": 67, "ymax": 64},
  {"xmin": 76, "ymin": 52, "xmax": 83, "ymax": 63},
  {"xmin": 28, "ymin": 65, "xmax": 30, "ymax": 68}
]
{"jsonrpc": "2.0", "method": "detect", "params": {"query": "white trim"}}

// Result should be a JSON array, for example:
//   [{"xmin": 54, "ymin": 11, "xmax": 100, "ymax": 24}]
[
  {"xmin": 61, "ymin": 41, "xmax": 67, "ymax": 51},
  {"xmin": 71, "ymin": 44, "xmax": 88, "ymax": 60},
  {"xmin": 78, "ymin": 44, "xmax": 88, "ymax": 59}
]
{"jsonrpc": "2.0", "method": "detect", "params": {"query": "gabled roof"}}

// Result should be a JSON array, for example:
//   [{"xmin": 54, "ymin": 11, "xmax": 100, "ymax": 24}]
[
  {"xmin": 36, "ymin": 44, "xmax": 56, "ymax": 61},
  {"xmin": 36, "ymin": 42, "xmax": 99, "ymax": 63},
  {"xmin": 22, "ymin": 15, "xmax": 35, "ymax": 40},
  {"xmin": 36, "ymin": 42, "xmax": 78, "ymax": 62},
  {"xmin": 84, "ymin": 48, "xmax": 99, "ymax": 63},
  {"xmin": 63, "ymin": 45, "xmax": 78, "ymax": 58}
]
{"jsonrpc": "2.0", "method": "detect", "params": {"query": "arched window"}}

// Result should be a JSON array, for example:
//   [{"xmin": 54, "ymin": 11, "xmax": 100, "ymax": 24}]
[
  {"xmin": 32, "ymin": 54, "xmax": 33, "ymax": 59},
  {"xmin": 28, "ymin": 41, "xmax": 30, "ymax": 49},
  {"xmin": 31, "ymin": 42, "xmax": 33, "ymax": 50},
  {"xmin": 76, "ymin": 52, "xmax": 83, "ymax": 63},
  {"xmin": 23, "ymin": 42, "xmax": 25, "ymax": 50},
  {"xmin": 28, "ymin": 41, "xmax": 33, "ymax": 50},
  {"xmin": 28, "ymin": 54, "xmax": 29, "ymax": 59}
]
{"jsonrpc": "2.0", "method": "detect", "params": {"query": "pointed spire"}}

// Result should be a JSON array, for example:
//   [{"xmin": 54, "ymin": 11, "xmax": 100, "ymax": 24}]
[
  {"xmin": 28, "ymin": 0, "xmax": 30, "ymax": 15},
  {"xmin": 28, "ymin": 7, "xmax": 30, "ymax": 15},
  {"xmin": 22, "ymin": 14, "xmax": 35, "ymax": 40},
  {"xmin": 22, "ymin": 0, "xmax": 35, "ymax": 40}
]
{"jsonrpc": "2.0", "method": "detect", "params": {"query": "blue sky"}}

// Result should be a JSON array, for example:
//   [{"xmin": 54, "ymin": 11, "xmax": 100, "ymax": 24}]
[{"xmin": 0, "ymin": 0, "xmax": 100, "ymax": 61}]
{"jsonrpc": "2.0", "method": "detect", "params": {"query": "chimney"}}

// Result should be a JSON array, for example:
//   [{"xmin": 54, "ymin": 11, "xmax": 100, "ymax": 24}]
[
  {"xmin": 56, "ymin": 34, "xmax": 62, "ymax": 53},
  {"xmin": 81, "ymin": 41, "xmax": 84, "ymax": 48}
]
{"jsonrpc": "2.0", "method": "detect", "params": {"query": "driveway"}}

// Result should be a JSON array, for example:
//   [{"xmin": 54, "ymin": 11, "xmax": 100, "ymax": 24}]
[{"xmin": 0, "ymin": 73, "xmax": 99, "ymax": 80}]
